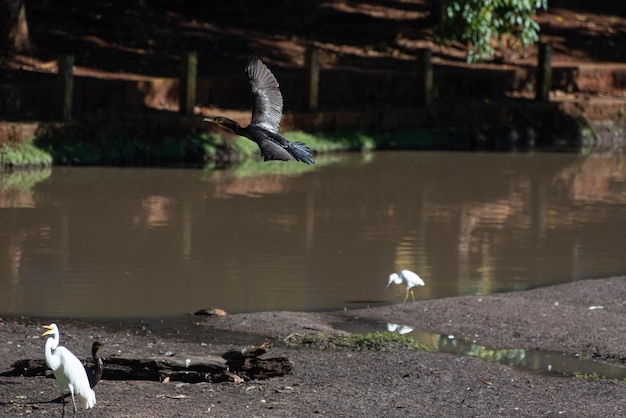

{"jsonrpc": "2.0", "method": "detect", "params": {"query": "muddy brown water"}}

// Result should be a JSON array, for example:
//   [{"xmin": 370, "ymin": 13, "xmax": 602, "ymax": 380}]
[{"xmin": 1, "ymin": 151, "xmax": 625, "ymax": 318}]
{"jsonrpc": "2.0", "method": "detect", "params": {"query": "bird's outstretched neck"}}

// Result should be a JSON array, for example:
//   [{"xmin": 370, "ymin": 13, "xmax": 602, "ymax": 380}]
[{"xmin": 203, "ymin": 116, "xmax": 243, "ymax": 135}]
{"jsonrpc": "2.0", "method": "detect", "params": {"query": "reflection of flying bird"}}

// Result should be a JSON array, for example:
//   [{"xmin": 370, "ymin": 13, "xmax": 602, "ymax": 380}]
[
  {"xmin": 87, "ymin": 342, "xmax": 104, "ymax": 389},
  {"xmin": 386, "ymin": 269, "xmax": 425, "ymax": 303},
  {"xmin": 42, "ymin": 324, "xmax": 96, "ymax": 417},
  {"xmin": 204, "ymin": 57, "xmax": 316, "ymax": 164}
]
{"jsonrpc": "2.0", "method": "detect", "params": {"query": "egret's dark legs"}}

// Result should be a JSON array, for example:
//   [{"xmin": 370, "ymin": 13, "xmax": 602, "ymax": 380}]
[
  {"xmin": 69, "ymin": 389, "xmax": 77, "ymax": 417},
  {"xmin": 61, "ymin": 393, "xmax": 66, "ymax": 417}
]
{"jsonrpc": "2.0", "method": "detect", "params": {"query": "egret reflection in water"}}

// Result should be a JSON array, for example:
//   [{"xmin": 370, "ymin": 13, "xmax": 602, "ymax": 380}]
[{"xmin": 386, "ymin": 323, "xmax": 415, "ymax": 335}]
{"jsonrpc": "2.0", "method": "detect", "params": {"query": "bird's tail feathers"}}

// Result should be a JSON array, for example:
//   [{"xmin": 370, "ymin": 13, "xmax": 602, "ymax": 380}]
[
  {"xmin": 79, "ymin": 388, "xmax": 96, "ymax": 409},
  {"xmin": 288, "ymin": 141, "xmax": 316, "ymax": 165}
]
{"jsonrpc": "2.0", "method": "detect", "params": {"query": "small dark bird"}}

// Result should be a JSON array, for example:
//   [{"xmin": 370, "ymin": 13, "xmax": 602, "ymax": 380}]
[
  {"xmin": 86, "ymin": 342, "xmax": 104, "ymax": 389},
  {"xmin": 204, "ymin": 57, "xmax": 316, "ymax": 165}
]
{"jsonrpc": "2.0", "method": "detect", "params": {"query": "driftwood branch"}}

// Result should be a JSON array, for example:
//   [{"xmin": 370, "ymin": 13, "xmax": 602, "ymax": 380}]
[{"xmin": 2, "ymin": 346, "xmax": 291, "ymax": 383}]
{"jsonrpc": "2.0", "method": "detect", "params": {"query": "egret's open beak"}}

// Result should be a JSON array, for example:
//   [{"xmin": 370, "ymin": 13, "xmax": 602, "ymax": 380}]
[{"xmin": 42, "ymin": 325, "xmax": 54, "ymax": 336}]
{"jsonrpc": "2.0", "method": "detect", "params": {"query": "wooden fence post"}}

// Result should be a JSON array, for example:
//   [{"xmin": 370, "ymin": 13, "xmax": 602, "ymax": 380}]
[
  {"xmin": 535, "ymin": 42, "xmax": 552, "ymax": 102},
  {"xmin": 180, "ymin": 51, "xmax": 198, "ymax": 115},
  {"xmin": 57, "ymin": 55, "xmax": 74, "ymax": 121},
  {"xmin": 416, "ymin": 48, "xmax": 433, "ymax": 106},
  {"xmin": 305, "ymin": 45, "xmax": 320, "ymax": 111}
]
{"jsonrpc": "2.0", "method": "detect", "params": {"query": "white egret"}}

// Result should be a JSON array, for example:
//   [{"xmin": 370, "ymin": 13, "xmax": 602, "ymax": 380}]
[
  {"xmin": 42, "ymin": 324, "xmax": 96, "ymax": 417},
  {"xmin": 385, "ymin": 269, "xmax": 425, "ymax": 302}
]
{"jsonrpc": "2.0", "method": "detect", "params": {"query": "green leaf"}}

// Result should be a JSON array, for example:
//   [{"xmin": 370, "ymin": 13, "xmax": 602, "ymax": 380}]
[{"xmin": 437, "ymin": 0, "xmax": 547, "ymax": 63}]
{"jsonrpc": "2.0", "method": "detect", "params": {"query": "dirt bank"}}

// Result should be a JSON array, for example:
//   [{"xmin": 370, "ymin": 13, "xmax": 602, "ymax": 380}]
[{"xmin": 1, "ymin": 277, "xmax": 624, "ymax": 417}]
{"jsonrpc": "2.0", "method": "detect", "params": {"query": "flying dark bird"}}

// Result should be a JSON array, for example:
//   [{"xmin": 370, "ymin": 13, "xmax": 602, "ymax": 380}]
[
  {"xmin": 204, "ymin": 57, "xmax": 316, "ymax": 165},
  {"xmin": 86, "ymin": 342, "xmax": 104, "ymax": 389}
]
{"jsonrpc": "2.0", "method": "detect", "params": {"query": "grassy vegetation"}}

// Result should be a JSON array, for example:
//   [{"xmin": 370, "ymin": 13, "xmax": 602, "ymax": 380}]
[
  {"xmin": 0, "ymin": 139, "xmax": 53, "ymax": 168},
  {"xmin": 284, "ymin": 129, "xmax": 444, "ymax": 152},
  {"xmin": 572, "ymin": 372, "xmax": 626, "ymax": 381},
  {"xmin": 284, "ymin": 130, "xmax": 377, "ymax": 153},
  {"xmin": 34, "ymin": 131, "xmax": 223, "ymax": 166},
  {"xmin": 1, "ymin": 126, "xmax": 446, "ymax": 169},
  {"xmin": 573, "ymin": 372, "xmax": 602, "ymax": 380},
  {"xmin": 283, "ymin": 332, "xmax": 428, "ymax": 351}
]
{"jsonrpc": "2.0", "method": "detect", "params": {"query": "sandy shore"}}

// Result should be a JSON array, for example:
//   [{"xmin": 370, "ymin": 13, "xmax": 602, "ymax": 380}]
[{"xmin": 1, "ymin": 277, "xmax": 625, "ymax": 417}]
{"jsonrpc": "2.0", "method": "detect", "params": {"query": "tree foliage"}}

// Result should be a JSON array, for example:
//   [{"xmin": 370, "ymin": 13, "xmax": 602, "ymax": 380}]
[{"xmin": 437, "ymin": 0, "xmax": 548, "ymax": 63}]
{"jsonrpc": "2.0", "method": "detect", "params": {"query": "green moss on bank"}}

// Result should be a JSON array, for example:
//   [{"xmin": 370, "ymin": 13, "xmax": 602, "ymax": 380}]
[
  {"xmin": 284, "ymin": 129, "xmax": 443, "ymax": 152},
  {"xmin": 284, "ymin": 332, "xmax": 428, "ymax": 351},
  {"xmin": 284, "ymin": 131, "xmax": 377, "ymax": 153},
  {"xmin": 31, "ymin": 129, "xmax": 420, "ymax": 167},
  {"xmin": 1, "ymin": 125, "xmax": 445, "ymax": 169},
  {"xmin": 35, "ymin": 131, "xmax": 223, "ymax": 166},
  {"xmin": 0, "ymin": 139, "xmax": 53, "ymax": 168}
]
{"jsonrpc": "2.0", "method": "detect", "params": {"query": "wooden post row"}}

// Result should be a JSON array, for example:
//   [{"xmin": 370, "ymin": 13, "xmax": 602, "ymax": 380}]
[
  {"xmin": 57, "ymin": 54, "xmax": 74, "ymax": 121},
  {"xmin": 305, "ymin": 46, "xmax": 320, "ymax": 111},
  {"xmin": 417, "ymin": 48, "xmax": 433, "ymax": 107},
  {"xmin": 535, "ymin": 42, "xmax": 552, "ymax": 102},
  {"xmin": 180, "ymin": 51, "xmax": 198, "ymax": 115}
]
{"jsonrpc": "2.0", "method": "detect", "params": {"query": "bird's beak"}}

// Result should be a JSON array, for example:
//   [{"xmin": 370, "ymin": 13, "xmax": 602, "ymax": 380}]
[
  {"xmin": 385, "ymin": 281, "xmax": 392, "ymax": 291},
  {"xmin": 42, "ymin": 325, "xmax": 53, "ymax": 336},
  {"xmin": 203, "ymin": 117, "xmax": 215, "ymax": 123}
]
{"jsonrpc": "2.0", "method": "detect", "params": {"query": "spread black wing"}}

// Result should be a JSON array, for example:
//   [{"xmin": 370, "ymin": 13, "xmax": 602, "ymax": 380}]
[{"xmin": 245, "ymin": 57, "xmax": 283, "ymax": 134}]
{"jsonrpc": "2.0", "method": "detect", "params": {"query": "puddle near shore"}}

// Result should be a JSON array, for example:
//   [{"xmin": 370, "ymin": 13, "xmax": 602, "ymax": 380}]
[
  {"xmin": 108, "ymin": 315, "xmax": 626, "ymax": 380},
  {"xmin": 335, "ymin": 320, "xmax": 626, "ymax": 380}
]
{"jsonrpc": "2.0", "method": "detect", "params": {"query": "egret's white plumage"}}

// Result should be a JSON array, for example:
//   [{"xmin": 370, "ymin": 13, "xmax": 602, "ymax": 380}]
[
  {"xmin": 42, "ymin": 324, "xmax": 96, "ymax": 416},
  {"xmin": 385, "ymin": 269, "xmax": 425, "ymax": 302}
]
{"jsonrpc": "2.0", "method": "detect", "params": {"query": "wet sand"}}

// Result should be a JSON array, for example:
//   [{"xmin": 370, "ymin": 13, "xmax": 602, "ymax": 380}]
[{"xmin": 1, "ymin": 277, "xmax": 625, "ymax": 417}]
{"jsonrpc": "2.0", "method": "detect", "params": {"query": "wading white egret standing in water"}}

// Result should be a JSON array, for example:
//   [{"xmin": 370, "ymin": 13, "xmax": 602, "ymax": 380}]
[
  {"xmin": 42, "ymin": 324, "xmax": 96, "ymax": 417},
  {"xmin": 386, "ymin": 270, "xmax": 425, "ymax": 302}
]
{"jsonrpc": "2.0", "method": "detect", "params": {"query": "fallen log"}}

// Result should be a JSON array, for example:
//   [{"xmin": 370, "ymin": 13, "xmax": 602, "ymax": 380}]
[{"xmin": 2, "ymin": 345, "xmax": 291, "ymax": 383}]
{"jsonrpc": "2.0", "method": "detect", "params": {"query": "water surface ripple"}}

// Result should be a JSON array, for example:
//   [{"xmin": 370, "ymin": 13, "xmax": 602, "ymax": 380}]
[{"xmin": 1, "ymin": 151, "xmax": 625, "ymax": 317}]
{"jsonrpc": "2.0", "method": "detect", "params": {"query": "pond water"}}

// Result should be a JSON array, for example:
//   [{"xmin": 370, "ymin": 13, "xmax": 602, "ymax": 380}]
[
  {"xmin": 1, "ymin": 151, "xmax": 625, "ymax": 319},
  {"xmin": 335, "ymin": 320, "xmax": 626, "ymax": 379}
]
